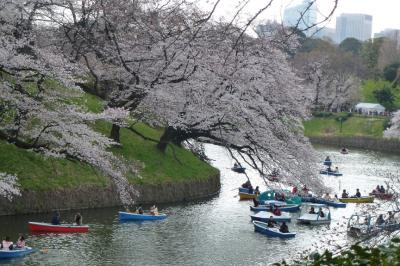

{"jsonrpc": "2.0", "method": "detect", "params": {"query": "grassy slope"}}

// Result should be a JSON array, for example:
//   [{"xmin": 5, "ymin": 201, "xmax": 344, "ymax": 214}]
[
  {"xmin": 0, "ymin": 92, "xmax": 218, "ymax": 191},
  {"xmin": 361, "ymin": 79, "xmax": 400, "ymax": 108},
  {"xmin": 304, "ymin": 115, "xmax": 387, "ymax": 138}
]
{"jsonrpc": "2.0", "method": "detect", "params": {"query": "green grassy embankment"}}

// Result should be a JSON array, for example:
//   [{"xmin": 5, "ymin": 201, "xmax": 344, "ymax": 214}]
[
  {"xmin": 304, "ymin": 114, "xmax": 387, "ymax": 138},
  {"xmin": 0, "ymin": 91, "xmax": 218, "ymax": 191}
]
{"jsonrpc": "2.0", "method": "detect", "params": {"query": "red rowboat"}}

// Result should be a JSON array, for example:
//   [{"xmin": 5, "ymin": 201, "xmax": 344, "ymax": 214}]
[
  {"xmin": 28, "ymin": 222, "xmax": 89, "ymax": 233},
  {"xmin": 369, "ymin": 192, "xmax": 394, "ymax": 200}
]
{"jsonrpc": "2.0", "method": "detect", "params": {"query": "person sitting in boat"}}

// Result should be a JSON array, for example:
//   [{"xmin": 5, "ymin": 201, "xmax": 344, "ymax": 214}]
[
  {"xmin": 379, "ymin": 185, "xmax": 386, "ymax": 193},
  {"xmin": 252, "ymin": 198, "xmax": 259, "ymax": 207},
  {"xmin": 267, "ymin": 216, "xmax": 277, "ymax": 228},
  {"xmin": 233, "ymin": 162, "xmax": 239, "ymax": 168},
  {"xmin": 254, "ymin": 186, "xmax": 260, "ymax": 195},
  {"xmin": 372, "ymin": 185, "xmax": 380, "ymax": 194},
  {"xmin": 334, "ymin": 194, "xmax": 339, "ymax": 200},
  {"xmin": 327, "ymin": 166, "xmax": 332, "ymax": 172},
  {"xmin": 309, "ymin": 207, "xmax": 316, "ymax": 214},
  {"xmin": 376, "ymin": 214, "xmax": 385, "ymax": 225},
  {"xmin": 292, "ymin": 186, "xmax": 298, "ymax": 194},
  {"xmin": 51, "ymin": 211, "xmax": 61, "ymax": 225},
  {"xmin": 137, "ymin": 205, "xmax": 144, "ymax": 214},
  {"xmin": 355, "ymin": 189, "xmax": 361, "ymax": 198},
  {"xmin": 279, "ymin": 222, "xmax": 289, "ymax": 233},
  {"xmin": 318, "ymin": 208, "xmax": 325, "ymax": 218},
  {"xmin": 1, "ymin": 236, "xmax": 13, "ymax": 250},
  {"xmin": 74, "ymin": 212, "xmax": 82, "ymax": 225},
  {"xmin": 334, "ymin": 167, "xmax": 339, "ymax": 173},
  {"xmin": 342, "ymin": 189, "xmax": 349, "ymax": 198},
  {"xmin": 341, "ymin": 147, "xmax": 347, "ymax": 153},
  {"xmin": 241, "ymin": 180, "xmax": 251, "ymax": 189},
  {"xmin": 323, "ymin": 193, "xmax": 331, "ymax": 200},
  {"xmin": 248, "ymin": 185, "xmax": 254, "ymax": 194},
  {"xmin": 150, "ymin": 204, "xmax": 159, "ymax": 215},
  {"xmin": 325, "ymin": 156, "xmax": 331, "ymax": 162},
  {"xmin": 272, "ymin": 206, "xmax": 282, "ymax": 216},
  {"xmin": 16, "ymin": 234, "xmax": 25, "ymax": 249}
]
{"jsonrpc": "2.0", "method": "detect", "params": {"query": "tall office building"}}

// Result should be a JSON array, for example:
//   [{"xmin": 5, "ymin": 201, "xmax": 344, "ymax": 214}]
[
  {"xmin": 335, "ymin": 13, "xmax": 372, "ymax": 43},
  {"xmin": 283, "ymin": 0, "xmax": 317, "ymax": 36}
]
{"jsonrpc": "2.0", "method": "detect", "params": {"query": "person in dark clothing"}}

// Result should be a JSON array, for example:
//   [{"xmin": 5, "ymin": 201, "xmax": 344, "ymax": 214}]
[
  {"xmin": 342, "ymin": 189, "xmax": 349, "ymax": 198},
  {"xmin": 380, "ymin": 185, "xmax": 386, "ymax": 193},
  {"xmin": 318, "ymin": 208, "xmax": 325, "ymax": 217},
  {"xmin": 309, "ymin": 207, "xmax": 316, "ymax": 214},
  {"xmin": 137, "ymin": 205, "xmax": 144, "ymax": 214},
  {"xmin": 267, "ymin": 216, "xmax": 277, "ymax": 228},
  {"xmin": 51, "ymin": 211, "xmax": 60, "ymax": 225},
  {"xmin": 248, "ymin": 185, "xmax": 254, "ymax": 194},
  {"xmin": 254, "ymin": 186, "xmax": 260, "ymax": 195},
  {"xmin": 279, "ymin": 222, "xmax": 289, "ymax": 233},
  {"xmin": 355, "ymin": 189, "xmax": 361, "ymax": 198},
  {"xmin": 252, "ymin": 198, "xmax": 259, "ymax": 207},
  {"xmin": 74, "ymin": 213, "xmax": 82, "ymax": 225}
]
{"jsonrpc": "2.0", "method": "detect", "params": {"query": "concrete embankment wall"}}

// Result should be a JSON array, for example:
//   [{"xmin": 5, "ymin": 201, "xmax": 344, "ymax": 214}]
[
  {"xmin": 0, "ymin": 174, "xmax": 220, "ymax": 216},
  {"xmin": 309, "ymin": 136, "xmax": 400, "ymax": 154}
]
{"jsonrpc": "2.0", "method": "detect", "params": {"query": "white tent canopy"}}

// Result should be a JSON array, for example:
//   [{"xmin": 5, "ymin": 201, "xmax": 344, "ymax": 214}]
[{"xmin": 355, "ymin": 103, "xmax": 385, "ymax": 114}]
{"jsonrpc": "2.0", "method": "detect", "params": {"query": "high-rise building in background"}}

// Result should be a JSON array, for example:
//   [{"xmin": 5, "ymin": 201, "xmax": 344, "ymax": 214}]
[
  {"xmin": 335, "ymin": 13, "xmax": 372, "ymax": 43},
  {"xmin": 282, "ymin": 0, "xmax": 317, "ymax": 36},
  {"xmin": 374, "ymin": 29, "xmax": 400, "ymax": 48}
]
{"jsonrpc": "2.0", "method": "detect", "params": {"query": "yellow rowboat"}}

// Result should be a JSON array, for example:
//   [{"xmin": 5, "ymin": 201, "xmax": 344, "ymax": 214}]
[
  {"xmin": 339, "ymin": 196, "xmax": 374, "ymax": 203},
  {"xmin": 239, "ymin": 192, "xmax": 257, "ymax": 200}
]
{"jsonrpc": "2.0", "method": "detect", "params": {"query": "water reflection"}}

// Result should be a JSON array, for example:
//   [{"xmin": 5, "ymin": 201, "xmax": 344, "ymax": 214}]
[{"xmin": 0, "ymin": 144, "xmax": 398, "ymax": 265}]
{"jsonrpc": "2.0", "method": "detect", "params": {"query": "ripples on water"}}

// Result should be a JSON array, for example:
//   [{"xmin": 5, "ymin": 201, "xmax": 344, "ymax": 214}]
[{"xmin": 0, "ymin": 144, "xmax": 399, "ymax": 265}]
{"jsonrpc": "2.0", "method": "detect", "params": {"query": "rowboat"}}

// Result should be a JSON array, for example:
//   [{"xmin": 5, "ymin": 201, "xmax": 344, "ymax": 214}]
[
  {"xmin": 231, "ymin": 167, "xmax": 246, "ymax": 173},
  {"xmin": 319, "ymin": 170, "xmax": 343, "ymax": 176},
  {"xmin": 250, "ymin": 204, "xmax": 300, "ymax": 212},
  {"xmin": 28, "ymin": 222, "xmax": 89, "ymax": 233},
  {"xmin": 250, "ymin": 211, "xmax": 291, "ymax": 223},
  {"xmin": 339, "ymin": 196, "xmax": 374, "ymax": 203},
  {"xmin": 239, "ymin": 187, "xmax": 251, "ymax": 193},
  {"xmin": 297, "ymin": 204, "xmax": 331, "ymax": 225},
  {"xmin": 118, "ymin": 211, "xmax": 167, "ymax": 221},
  {"xmin": 369, "ymin": 192, "xmax": 393, "ymax": 200},
  {"xmin": 252, "ymin": 221, "xmax": 296, "ymax": 238},
  {"xmin": 301, "ymin": 196, "xmax": 346, "ymax": 208},
  {"xmin": 0, "ymin": 247, "xmax": 35, "ymax": 259},
  {"xmin": 239, "ymin": 192, "xmax": 257, "ymax": 200},
  {"xmin": 340, "ymin": 150, "xmax": 349, "ymax": 154}
]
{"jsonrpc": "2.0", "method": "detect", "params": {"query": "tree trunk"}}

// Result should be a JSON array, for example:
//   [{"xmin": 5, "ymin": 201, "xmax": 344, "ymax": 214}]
[
  {"xmin": 110, "ymin": 123, "xmax": 120, "ymax": 143},
  {"xmin": 157, "ymin": 126, "xmax": 176, "ymax": 152}
]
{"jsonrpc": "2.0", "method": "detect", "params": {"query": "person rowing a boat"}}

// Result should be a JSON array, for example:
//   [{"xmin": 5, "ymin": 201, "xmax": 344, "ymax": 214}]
[
  {"xmin": 272, "ymin": 205, "xmax": 281, "ymax": 216},
  {"xmin": 354, "ymin": 189, "xmax": 361, "ymax": 198},
  {"xmin": 342, "ymin": 189, "xmax": 349, "ymax": 198},
  {"xmin": 1, "ymin": 236, "xmax": 13, "ymax": 250},
  {"xmin": 51, "ymin": 211, "xmax": 61, "ymax": 225},
  {"xmin": 16, "ymin": 234, "xmax": 25, "ymax": 248},
  {"xmin": 267, "ymin": 216, "xmax": 277, "ymax": 228},
  {"xmin": 279, "ymin": 222, "xmax": 289, "ymax": 233},
  {"xmin": 309, "ymin": 207, "xmax": 316, "ymax": 214},
  {"xmin": 74, "ymin": 213, "xmax": 82, "ymax": 226},
  {"xmin": 150, "ymin": 204, "xmax": 159, "ymax": 215}
]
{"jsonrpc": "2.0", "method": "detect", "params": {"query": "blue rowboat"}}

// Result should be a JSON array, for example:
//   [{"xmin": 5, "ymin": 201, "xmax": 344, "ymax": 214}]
[
  {"xmin": 250, "ymin": 211, "xmax": 291, "ymax": 223},
  {"xmin": 317, "ymin": 199, "xmax": 346, "ymax": 208},
  {"xmin": 0, "ymin": 247, "xmax": 35, "ymax": 259},
  {"xmin": 118, "ymin": 211, "xmax": 167, "ymax": 221},
  {"xmin": 252, "ymin": 221, "xmax": 296, "ymax": 238},
  {"xmin": 320, "ymin": 170, "xmax": 343, "ymax": 176},
  {"xmin": 301, "ymin": 197, "xmax": 346, "ymax": 208},
  {"xmin": 250, "ymin": 204, "xmax": 300, "ymax": 212}
]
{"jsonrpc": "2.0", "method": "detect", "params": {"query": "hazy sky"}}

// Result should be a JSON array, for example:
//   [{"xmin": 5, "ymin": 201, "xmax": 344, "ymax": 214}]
[{"xmin": 209, "ymin": 0, "xmax": 400, "ymax": 34}]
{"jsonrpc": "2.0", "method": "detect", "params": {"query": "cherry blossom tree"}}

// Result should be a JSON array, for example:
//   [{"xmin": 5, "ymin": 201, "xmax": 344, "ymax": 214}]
[
  {"xmin": 293, "ymin": 50, "xmax": 362, "ymax": 112},
  {"xmin": 0, "ymin": 0, "xmax": 137, "ymax": 204},
  {"xmin": 384, "ymin": 111, "xmax": 400, "ymax": 138}
]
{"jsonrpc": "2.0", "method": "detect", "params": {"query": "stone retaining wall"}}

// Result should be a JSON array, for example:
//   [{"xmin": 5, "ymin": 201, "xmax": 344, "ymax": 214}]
[{"xmin": 0, "ymin": 174, "xmax": 220, "ymax": 215}]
